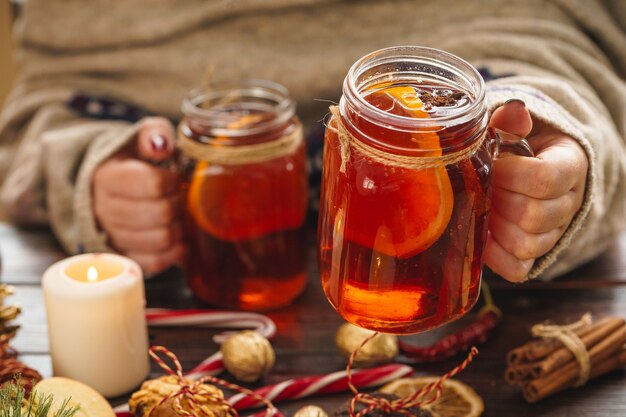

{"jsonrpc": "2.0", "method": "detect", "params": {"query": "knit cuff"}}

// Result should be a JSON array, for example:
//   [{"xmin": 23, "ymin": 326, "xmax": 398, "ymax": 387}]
[{"xmin": 485, "ymin": 84, "xmax": 596, "ymax": 280}]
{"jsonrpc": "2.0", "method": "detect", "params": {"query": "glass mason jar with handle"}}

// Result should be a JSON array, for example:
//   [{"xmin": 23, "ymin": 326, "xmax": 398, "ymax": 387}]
[
  {"xmin": 318, "ymin": 46, "xmax": 533, "ymax": 334},
  {"xmin": 179, "ymin": 80, "xmax": 308, "ymax": 311}
]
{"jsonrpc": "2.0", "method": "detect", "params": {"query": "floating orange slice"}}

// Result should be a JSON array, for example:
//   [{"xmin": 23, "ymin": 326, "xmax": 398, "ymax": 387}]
[
  {"xmin": 379, "ymin": 377, "xmax": 484, "ymax": 417},
  {"xmin": 343, "ymin": 85, "xmax": 454, "ymax": 258},
  {"xmin": 186, "ymin": 156, "xmax": 307, "ymax": 242}
]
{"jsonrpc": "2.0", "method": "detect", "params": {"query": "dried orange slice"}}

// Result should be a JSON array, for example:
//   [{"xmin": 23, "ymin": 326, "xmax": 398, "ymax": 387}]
[
  {"xmin": 344, "ymin": 85, "xmax": 454, "ymax": 258},
  {"xmin": 379, "ymin": 377, "xmax": 484, "ymax": 417}
]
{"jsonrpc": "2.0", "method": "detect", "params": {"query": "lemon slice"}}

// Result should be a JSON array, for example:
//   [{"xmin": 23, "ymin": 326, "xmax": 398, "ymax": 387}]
[{"xmin": 379, "ymin": 377, "xmax": 484, "ymax": 417}]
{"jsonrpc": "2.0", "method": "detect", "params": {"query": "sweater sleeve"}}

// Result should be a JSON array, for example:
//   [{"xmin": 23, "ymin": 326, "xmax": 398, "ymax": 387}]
[
  {"xmin": 434, "ymin": 0, "xmax": 626, "ymax": 279},
  {"xmin": 0, "ymin": 88, "xmax": 141, "ymax": 254}
]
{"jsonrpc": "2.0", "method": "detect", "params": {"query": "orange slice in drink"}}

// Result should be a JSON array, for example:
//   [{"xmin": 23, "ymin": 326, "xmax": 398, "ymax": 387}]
[
  {"xmin": 186, "ymin": 157, "xmax": 307, "ymax": 242},
  {"xmin": 379, "ymin": 377, "xmax": 484, "ymax": 417},
  {"xmin": 344, "ymin": 85, "xmax": 454, "ymax": 258}
]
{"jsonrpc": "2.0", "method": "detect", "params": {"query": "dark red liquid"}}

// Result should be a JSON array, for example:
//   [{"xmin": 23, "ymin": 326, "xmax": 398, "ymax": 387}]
[
  {"xmin": 318, "ymin": 82, "xmax": 491, "ymax": 333},
  {"xmin": 181, "ymin": 118, "xmax": 308, "ymax": 311},
  {"xmin": 184, "ymin": 226, "xmax": 307, "ymax": 310}
]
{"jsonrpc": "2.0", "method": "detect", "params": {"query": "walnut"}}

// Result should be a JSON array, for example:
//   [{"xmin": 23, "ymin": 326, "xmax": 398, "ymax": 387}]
[
  {"xmin": 129, "ymin": 375, "xmax": 233, "ymax": 417},
  {"xmin": 221, "ymin": 330, "xmax": 275, "ymax": 382},
  {"xmin": 335, "ymin": 323, "xmax": 398, "ymax": 365}
]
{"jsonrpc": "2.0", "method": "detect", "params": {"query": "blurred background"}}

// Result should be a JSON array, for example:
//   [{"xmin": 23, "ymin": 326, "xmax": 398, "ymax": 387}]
[
  {"xmin": 0, "ymin": 0, "xmax": 16, "ymax": 106},
  {"xmin": 0, "ymin": 0, "xmax": 17, "ymax": 220}
]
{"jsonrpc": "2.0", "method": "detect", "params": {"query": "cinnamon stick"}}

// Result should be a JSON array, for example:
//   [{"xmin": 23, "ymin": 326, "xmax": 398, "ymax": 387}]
[
  {"xmin": 523, "ymin": 325, "xmax": 626, "ymax": 403},
  {"xmin": 507, "ymin": 340, "xmax": 560, "ymax": 365},
  {"xmin": 523, "ymin": 347, "xmax": 626, "ymax": 403},
  {"xmin": 530, "ymin": 317, "xmax": 625, "ymax": 377},
  {"xmin": 504, "ymin": 363, "xmax": 535, "ymax": 386},
  {"xmin": 507, "ymin": 320, "xmax": 595, "ymax": 365}
]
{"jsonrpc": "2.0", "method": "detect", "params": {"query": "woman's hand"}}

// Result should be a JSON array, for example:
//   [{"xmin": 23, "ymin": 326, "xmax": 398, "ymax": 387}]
[
  {"xmin": 93, "ymin": 117, "xmax": 185, "ymax": 275},
  {"xmin": 484, "ymin": 100, "xmax": 588, "ymax": 282}
]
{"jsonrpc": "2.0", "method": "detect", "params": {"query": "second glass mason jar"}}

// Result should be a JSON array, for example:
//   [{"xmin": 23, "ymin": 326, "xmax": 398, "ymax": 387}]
[
  {"xmin": 179, "ymin": 80, "xmax": 308, "ymax": 311},
  {"xmin": 318, "ymin": 46, "xmax": 533, "ymax": 334}
]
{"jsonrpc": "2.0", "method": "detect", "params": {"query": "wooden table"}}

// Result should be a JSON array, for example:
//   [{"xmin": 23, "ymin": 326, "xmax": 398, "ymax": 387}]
[{"xmin": 1, "ymin": 223, "xmax": 626, "ymax": 416}]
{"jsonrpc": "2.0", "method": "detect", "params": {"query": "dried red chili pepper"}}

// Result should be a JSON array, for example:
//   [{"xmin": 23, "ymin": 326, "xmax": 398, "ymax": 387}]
[{"xmin": 399, "ymin": 282, "xmax": 502, "ymax": 362}]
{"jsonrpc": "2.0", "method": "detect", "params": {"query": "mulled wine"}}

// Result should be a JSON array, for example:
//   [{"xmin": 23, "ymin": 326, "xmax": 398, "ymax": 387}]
[
  {"xmin": 318, "ymin": 47, "xmax": 531, "ymax": 334},
  {"xmin": 179, "ymin": 81, "xmax": 308, "ymax": 311}
]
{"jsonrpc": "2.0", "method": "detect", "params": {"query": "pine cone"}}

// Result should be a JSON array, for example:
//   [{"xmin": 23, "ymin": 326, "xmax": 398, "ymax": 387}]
[
  {"xmin": 0, "ymin": 335, "xmax": 17, "ymax": 359},
  {"xmin": 0, "ymin": 285, "xmax": 14, "ymax": 300},
  {"xmin": 0, "ymin": 285, "xmax": 20, "ymax": 339},
  {"xmin": 0, "ymin": 285, "xmax": 41, "ymax": 395},
  {"xmin": 0, "ymin": 357, "xmax": 43, "ymax": 394}
]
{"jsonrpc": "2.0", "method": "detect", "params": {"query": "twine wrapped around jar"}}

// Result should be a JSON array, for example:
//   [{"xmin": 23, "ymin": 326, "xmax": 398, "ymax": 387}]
[
  {"xmin": 327, "ymin": 106, "xmax": 486, "ymax": 173},
  {"xmin": 177, "ymin": 123, "xmax": 303, "ymax": 165}
]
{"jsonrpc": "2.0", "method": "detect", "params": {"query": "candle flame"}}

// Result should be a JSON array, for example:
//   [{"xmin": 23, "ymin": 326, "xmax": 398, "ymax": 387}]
[{"xmin": 87, "ymin": 266, "xmax": 99, "ymax": 282}]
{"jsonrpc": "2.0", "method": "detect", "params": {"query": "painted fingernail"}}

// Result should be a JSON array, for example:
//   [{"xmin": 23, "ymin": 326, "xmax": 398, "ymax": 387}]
[
  {"xmin": 150, "ymin": 133, "xmax": 168, "ymax": 152},
  {"xmin": 504, "ymin": 98, "xmax": 526, "ymax": 107}
]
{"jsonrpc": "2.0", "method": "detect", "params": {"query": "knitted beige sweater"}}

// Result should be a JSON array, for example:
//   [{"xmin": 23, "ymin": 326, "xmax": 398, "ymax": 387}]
[{"xmin": 1, "ymin": 0, "xmax": 625, "ymax": 279}]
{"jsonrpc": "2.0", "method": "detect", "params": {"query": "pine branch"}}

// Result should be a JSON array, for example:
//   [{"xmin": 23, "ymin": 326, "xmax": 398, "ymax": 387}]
[{"xmin": 0, "ymin": 382, "xmax": 80, "ymax": 417}]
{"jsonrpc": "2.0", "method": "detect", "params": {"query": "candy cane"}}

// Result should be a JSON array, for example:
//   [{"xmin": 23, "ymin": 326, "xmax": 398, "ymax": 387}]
[
  {"xmin": 229, "ymin": 364, "xmax": 414, "ymax": 410},
  {"xmin": 146, "ymin": 309, "xmax": 277, "ymax": 343}
]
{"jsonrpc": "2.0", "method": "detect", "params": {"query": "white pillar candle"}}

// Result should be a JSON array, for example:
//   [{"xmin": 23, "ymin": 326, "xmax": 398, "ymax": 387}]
[{"xmin": 42, "ymin": 253, "xmax": 150, "ymax": 397}]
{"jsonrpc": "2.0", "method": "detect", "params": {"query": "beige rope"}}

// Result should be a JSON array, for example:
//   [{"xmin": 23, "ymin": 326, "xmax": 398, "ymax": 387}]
[
  {"xmin": 327, "ymin": 106, "xmax": 486, "ymax": 173},
  {"xmin": 531, "ymin": 313, "xmax": 593, "ymax": 387},
  {"xmin": 178, "ymin": 123, "xmax": 303, "ymax": 165}
]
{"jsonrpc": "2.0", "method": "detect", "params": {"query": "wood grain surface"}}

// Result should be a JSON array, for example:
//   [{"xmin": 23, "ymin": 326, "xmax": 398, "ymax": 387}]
[{"xmin": 1, "ymin": 223, "xmax": 625, "ymax": 416}]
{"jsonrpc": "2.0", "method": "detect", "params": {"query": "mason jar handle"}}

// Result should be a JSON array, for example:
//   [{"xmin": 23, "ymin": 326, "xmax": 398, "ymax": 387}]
[{"xmin": 489, "ymin": 127, "xmax": 535, "ymax": 158}]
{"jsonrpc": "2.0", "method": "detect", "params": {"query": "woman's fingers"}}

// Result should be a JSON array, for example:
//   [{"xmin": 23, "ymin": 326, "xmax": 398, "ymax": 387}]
[
  {"xmin": 126, "ymin": 242, "xmax": 186, "ymax": 276},
  {"xmin": 491, "ymin": 187, "xmax": 576, "ymax": 233},
  {"xmin": 136, "ymin": 117, "xmax": 176, "ymax": 161},
  {"xmin": 94, "ymin": 188, "xmax": 179, "ymax": 229},
  {"xmin": 107, "ymin": 222, "xmax": 183, "ymax": 253},
  {"xmin": 489, "ymin": 211, "xmax": 565, "ymax": 261},
  {"xmin": 484, "ymin": 234, "xmax": 534, "ymax": 283},
  {"xmin": 91, "ymin": 116, "xmax": 184, "ymax": 276},
  {"xmin": 486, "ymin": 99, "xmax": 589, "ymax": 282},
  {"xmin": 494, "ymin": 145, "xmax": 587, "ymax": 200},
  {"xmin": 489, "ymin": 99, "xmax": 533, "ymax": 138},
  {"xmin": 493, "ymin": 132, "xmax": 588, "ymax": 199},
  {"xmin": 94, "ymin": 157, "xmax": 179, "ymax": 199}
]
